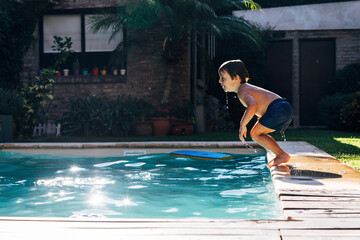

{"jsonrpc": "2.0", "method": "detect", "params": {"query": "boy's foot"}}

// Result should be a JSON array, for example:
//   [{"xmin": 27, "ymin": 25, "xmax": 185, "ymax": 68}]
[{"xmin": 267, "ymin": 153, "xmax": 290, "ymax": 168}]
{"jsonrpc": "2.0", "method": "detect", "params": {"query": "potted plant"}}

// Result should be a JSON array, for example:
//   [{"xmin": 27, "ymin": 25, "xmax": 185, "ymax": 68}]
[
  {"xmin": 101, "ymin": 66, "xmax": 107, "ymax": 76},
  {"xmin": 92, "ymin": 66, "xmax": 99, "ymax": 76},
  {"xmin": 134, "ymin": 99, "xmax": 154, "ymax": 137},
  {"xmin": 112, "ymin": 67, "xmax": 118, "ymax": 76},
  {"xmin": 151, "ymin": 104, "xmax": 171, "ymax": 136},
  {"xmin": 120, "ymin": 57, "xmax": 126, "ymax": 75},
  {"xmin": 51, "ymin": 35, "xmax": 73, "ymax": 77},
  {"xmin": 73, "ymin": 54, "xmax": 80, "ymax": 76},
  {"xmin": 108, "ymin": 49, "xmax": 126, "ymax": 76},
  {"xmin": 63, "ymin": 69, "xmax": 69, "ymax": 76}
]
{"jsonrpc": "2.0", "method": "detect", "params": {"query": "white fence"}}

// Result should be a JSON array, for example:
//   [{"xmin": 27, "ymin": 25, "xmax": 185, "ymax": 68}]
[{"xmin": 33, "ymin": 123, "xmax": 61, "ymax": 137}]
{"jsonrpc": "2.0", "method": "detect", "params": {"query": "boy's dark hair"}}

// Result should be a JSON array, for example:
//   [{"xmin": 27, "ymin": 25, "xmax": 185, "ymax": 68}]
[{"xmin": 218, "ymin": 60, "xmax": 249, "ymax": 83}]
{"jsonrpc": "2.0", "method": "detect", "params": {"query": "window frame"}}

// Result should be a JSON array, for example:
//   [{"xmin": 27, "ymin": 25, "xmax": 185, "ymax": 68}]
[{"xmin": 39, "ymin": 8, "xmax": 126, "ymax": 72}]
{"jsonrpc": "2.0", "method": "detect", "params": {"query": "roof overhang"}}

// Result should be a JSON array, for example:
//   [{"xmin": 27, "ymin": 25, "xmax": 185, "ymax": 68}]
[
  {"xmin": 233, "ymin": 1, "xmax": 360, "ymax": 31},
  {"xmin": 16, "ymin": 0, "xmax": 59, "ymax": 4}
]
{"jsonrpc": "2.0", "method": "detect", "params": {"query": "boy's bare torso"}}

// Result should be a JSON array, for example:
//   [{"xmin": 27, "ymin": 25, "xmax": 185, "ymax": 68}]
[{"xmin": 238, "ymin": 83, "xmax": 281, "ymax": 117}]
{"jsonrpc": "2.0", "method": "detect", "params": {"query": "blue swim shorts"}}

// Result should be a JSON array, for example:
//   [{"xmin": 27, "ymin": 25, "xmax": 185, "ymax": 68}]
[{"xmin": 259, "ymin": 98, "xmax": 294, "ymax": 132}]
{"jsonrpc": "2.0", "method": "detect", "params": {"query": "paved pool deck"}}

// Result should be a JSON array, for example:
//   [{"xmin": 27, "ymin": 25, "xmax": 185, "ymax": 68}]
[{"xmin": 0, "ymin": 141, "xmax": 360, "ymax": 239}]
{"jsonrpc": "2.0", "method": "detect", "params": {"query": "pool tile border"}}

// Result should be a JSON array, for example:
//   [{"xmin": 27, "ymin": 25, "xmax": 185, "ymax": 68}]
[{"xmin": 1, "ymin": 141, "xmax": 262, "ymax": 149}]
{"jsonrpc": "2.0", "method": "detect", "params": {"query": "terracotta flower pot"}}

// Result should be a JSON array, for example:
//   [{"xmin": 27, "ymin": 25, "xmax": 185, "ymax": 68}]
[{"xmin": 151, "ymin": 118, "xmax": 170, "ymax": 136}]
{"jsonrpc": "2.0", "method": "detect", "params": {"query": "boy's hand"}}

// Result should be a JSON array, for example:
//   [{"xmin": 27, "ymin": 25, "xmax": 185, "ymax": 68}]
[{"xmin": 239, "ymin": 126, "xmax": 247, "ymax": 142}]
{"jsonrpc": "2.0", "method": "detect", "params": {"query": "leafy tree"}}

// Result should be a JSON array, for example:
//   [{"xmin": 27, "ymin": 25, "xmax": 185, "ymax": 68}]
[
  {"xmin": 0, "ymin": 0, "xmax": 49, "ymax": 89},
  {"xmin": 88, "ymin": 0, "xmax": 262, "ymax": 104}
]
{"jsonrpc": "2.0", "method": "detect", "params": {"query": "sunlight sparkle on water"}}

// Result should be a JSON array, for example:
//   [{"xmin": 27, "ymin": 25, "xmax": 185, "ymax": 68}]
[
  {"xmin": 70, "ymin": 166, "xmax": 85, "ymax": 172},
  {"xmin": 89, "ymin": 193, "xmax": 104, "ymax": 206},
  {"xmin": 36, "ymin": 177, "xmax": 115, "ymax": 187}
]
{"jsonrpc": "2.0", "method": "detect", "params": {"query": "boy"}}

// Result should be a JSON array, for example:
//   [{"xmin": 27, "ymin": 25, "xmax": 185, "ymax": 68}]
[{"xmin": 218, "ymin": 60, "xmax": 293, "ymax": 168}]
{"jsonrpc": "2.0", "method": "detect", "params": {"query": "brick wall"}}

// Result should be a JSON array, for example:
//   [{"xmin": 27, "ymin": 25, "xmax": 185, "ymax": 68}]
[
  {"xmin": 48, "ymin": 29, "xmax": 190, "ymax": 119},
  {"xmin": 46, "ymin": 28, "xmax": 190, "ymax": 119},
  {"xmin": 276, "ymin": 29, "xmax": 360, "ymax": 127}
]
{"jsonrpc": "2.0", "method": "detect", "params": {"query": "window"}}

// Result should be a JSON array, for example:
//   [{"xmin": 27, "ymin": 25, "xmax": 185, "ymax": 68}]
[
  {"xmin": 40, "ymin": 10, "xmax": 125, "ymax": 74},
  {"xmin": 85, "ymin": 14, "xmax": 123, "ymax": 52},
  {"xmin": 43, "ymin": 15, "xmax": 82, "ymax": 53}
]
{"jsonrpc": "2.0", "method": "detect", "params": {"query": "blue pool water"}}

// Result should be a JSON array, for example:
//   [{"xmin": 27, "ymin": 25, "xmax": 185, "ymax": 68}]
[{"xmin": 0, "ymin": 151, "xmax": 283, "ymax": 219}]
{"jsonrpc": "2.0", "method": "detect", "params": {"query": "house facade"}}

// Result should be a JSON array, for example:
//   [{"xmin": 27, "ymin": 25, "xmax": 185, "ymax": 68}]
[
  {"xmin": 234, "ymin": 1, "xmax": 360, "ymax": 127},
  {"xmin": 21, "ymin": 0, "xmax": 192, "ymax": 122}
]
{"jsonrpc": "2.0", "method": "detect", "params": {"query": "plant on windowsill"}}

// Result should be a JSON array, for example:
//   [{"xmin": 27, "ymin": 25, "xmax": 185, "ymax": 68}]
[
  {"xmin": 120, "ymin": 57, "xmax": 126, "ymax": 75},
  {"xmin": 109, "ymin": 51, "xmax": 126, "ymax": 76},
  {"xmin": 92, "ymin": 66, "xmax": 99, "ymax": 76},
  {"xmin": 101, "ymin": 66, "xmax": 107, "ymax": 76},
  {"xmin": 112, "ymin": 67, "xmax": 118, "ymax": 76},
  {"xmin": 120, "ymin": 68, "xmax": 126, "ymax": 76},
  {"xmin": 73, "ymin": 54, "xmax": 80, "ymax": 76},
  {"xmin": 51, "ymin": 35, "xmax": 73, "ymax": 77},
  {"xmin": 63, "ymin": 69, "xmax": 69, "ymax": 76}
]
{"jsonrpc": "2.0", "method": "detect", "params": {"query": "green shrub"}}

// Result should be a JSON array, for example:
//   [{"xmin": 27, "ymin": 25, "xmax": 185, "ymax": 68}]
[
  {"xmin": 340, "ymin": 91, "xmax": 360, "ymax": 132},
  {"xmin": 329, "ymin": 63, "xmax": 360, "ymax": 94},
  {"xmin": 133, "ymin": 99, "xmax": 154, "ymax": 121},
  {"xmin": 0, "ymin": 88, "xmax": 23, "ymax": 116},
  {"xmin": 18, "ymin": 68, "xmax": 56, "ymax": 137},
  {"xmin": 318, "ymin": 92, "xmax": 358, "ymax": 131},
  {"xmin": 60, "ymin": 95, "xmax": 141, "ymax": 137},
  {"xmin": 171, "ymin": 101, "xmax": 194, "ymax": 123},
  {"xmin": 0, "ymin": 1, "xmax": 45, "ymax": 89}
]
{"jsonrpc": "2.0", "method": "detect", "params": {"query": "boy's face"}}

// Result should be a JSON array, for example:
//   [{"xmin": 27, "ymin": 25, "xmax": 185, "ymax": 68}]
[{"xmin": 218, "ymin": 70, "xmax": 240, "ymax": 92}]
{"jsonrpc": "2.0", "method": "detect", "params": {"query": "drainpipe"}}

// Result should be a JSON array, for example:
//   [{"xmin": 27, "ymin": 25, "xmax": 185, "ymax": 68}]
[{"xmin": 292, "ymin": 31, "xmax": 300, "ymax": 128}]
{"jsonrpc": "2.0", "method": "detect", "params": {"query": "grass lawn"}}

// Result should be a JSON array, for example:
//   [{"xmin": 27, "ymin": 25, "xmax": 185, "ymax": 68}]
[
  {"xmin": 16, "ymin": 128, "xmax": 360, "ymax": 171},
  {"xmin": 271, "ymin": 129, "xmax": 360, "ymax": 171}
]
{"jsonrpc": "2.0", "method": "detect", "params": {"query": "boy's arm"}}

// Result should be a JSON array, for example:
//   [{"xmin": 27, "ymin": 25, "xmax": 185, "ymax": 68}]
[{"xmin": 238, "ymin": 91, "xmax": 257, "ymax": 142}]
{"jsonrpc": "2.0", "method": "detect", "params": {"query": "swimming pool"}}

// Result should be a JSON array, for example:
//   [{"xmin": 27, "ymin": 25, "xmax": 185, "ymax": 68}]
[{"xmin": 0, "ymin": 147, "xmax": 283, "ymax": 220}]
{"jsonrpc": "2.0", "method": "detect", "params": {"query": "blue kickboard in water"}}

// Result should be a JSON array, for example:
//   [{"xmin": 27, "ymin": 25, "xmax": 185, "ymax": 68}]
[{"xmin": 170, "ymin": 150, "xmax": 232, "ymax": 160}]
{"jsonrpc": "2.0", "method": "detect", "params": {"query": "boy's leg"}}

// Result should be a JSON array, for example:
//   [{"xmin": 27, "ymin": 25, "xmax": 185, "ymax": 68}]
[{"xmin": 250, "ymin": 122, "xmax": 290, "ymax": 168}]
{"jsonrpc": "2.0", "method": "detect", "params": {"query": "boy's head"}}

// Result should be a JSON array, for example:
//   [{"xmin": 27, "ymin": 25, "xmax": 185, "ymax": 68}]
[{"xmin": 218, "ymin": 60, "xmax": 249, "ymax": 83}]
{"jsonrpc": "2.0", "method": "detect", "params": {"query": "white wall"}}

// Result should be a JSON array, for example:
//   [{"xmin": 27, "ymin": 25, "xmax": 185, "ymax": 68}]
[{"xmin": 233, "ymin": 1, "xmax": 360, "ymax": 30}]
